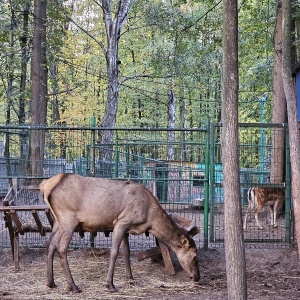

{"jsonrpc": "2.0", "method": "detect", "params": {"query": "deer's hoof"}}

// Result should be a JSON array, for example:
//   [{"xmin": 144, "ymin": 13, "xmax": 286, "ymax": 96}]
[
  {"xmin": 106, "ymin": 283, "xmax": 117, "ymax": 293},
  {"xmin": 47, "ymin": 282, "xmax": 57, "ymax": 289},
  {"xmin": 67, "ymin": 285, "xmax": 82, "ymax": 293}
]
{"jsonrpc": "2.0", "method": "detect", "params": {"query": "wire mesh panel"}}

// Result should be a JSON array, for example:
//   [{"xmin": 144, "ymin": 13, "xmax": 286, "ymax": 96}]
[
  {"xmin": 209, "ymin": 123, "xmax": 291, "ymax": 247},
  {"xmin": 0, "ymin": 124, "xmax": 292, "ymax": 250},
  {"xmin": 0, "ymin": 126, "xmax": 208, "ymax": 250}
]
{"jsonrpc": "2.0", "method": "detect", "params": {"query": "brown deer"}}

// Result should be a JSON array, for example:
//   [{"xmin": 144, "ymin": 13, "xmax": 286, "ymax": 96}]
[
  {"xmin": 243, "ymin": 187, "xmax": 285, "ymax": 230},
  {"xmin": 40, "ymin": 173, "xmax": 200, "ymax": 293}
]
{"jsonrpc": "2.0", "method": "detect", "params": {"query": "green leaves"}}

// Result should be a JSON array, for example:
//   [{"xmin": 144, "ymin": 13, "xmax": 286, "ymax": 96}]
[{"xmin": 0, "ymin": 0, "xmax": 279, "ymax": 129}]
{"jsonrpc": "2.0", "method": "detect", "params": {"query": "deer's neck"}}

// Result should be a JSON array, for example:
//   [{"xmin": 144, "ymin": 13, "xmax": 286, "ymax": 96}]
[{"xmin": 149, "ymin": 211, "xmax": 183, "ymax": 253}]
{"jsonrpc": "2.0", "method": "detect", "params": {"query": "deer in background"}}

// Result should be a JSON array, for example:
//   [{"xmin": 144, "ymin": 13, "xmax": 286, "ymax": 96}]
[{"xmin": 243, "ymin": 187, "xmax": 285, "ymax": 230}]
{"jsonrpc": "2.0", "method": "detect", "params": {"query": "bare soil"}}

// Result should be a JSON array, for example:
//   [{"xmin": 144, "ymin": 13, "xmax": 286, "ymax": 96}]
[{"xmin": 0, "ymin": 246, "xmax": 300, "ymax": 300}]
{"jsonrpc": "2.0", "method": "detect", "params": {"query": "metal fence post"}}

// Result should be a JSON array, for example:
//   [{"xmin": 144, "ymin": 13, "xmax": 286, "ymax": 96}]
[
  {"xmin": 203, "ymin": 120, "xmax": 210, "ymax": 250},
  {"xmin": 209, "ymin": 122, "xmax": 216, "ymax": 242},
  {"xmin": 90, "ymin": 116, "xmax": 96, "ymax": 176},
  {"xmin": 285, "ymin": 125, "xmax": 292, "ymax": 243},
  {"xmin": 114, "ymin": 131, "xmax": 119, "ymax": 178}
]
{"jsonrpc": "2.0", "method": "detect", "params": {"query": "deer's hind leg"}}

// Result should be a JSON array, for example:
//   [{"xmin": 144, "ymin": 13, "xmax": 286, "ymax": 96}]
[
  {"xmin": 254, "ymin": 206, "xmax": 264, "ymax": 229},
  {"xmin": 272, "ymin": 201, "xmax": 280, "ymax": 227},
  {"xmin": 56, "ymin": 224, "xmax": 80, "ymax": 293},
  {"xmin": 46, "ymin": 222, "xmax": 60, "ymax": 289},
  {"xmin": 121, "ymin": 233, "xmax": 133, "ymax": 281},
  {"xmin": 106, "ymin": 222, "xmax": 130, "ymax": 292},
  {"xmin": 243, "ymin": 206, "xmax": 250, "ymax": 230}
]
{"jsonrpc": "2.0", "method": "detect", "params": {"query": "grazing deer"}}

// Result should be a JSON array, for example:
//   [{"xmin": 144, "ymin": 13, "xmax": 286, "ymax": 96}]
[
  {"xmin": 40, "ymin": 173, "xmax": 200, "ymax": 293},
  {"xmin": 243, "ymin": 187, "xmax": 285, "ymax": 230}
]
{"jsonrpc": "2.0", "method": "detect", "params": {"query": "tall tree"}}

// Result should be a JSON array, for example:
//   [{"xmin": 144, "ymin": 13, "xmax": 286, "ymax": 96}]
[
  {"xmin": 99, "ymin": 0, "xmax": 131, "ymax": 162},
  {"xmin": 281, "ymin": 0, "xmax": 300, "ymax": 255},
  {"xmin": 19, "ymin": 3, "xmax": 31, "ymax": 176},
  {"xmin": 28, "ymin": 0, "xmax": 48, "ymax": 179},
  {"xmin": 4, "ymin": 2, "xmax": 17, "ymax": 179},
  {"xmin": 222, "ymin": 0, "xmax": 247, "ymax": 299},
  {"xmin": 270, "ymin": 0, "xmax": 286, "ymax": 184},
  {"xmin": 167, "ymin": 89, "xmax": 175, "ymax": 161}
]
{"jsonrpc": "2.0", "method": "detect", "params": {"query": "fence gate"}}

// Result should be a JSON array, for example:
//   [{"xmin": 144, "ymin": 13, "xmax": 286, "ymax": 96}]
[{"xmin": 208, "ymin": 123, "xmax": 292, "ymax": 246}]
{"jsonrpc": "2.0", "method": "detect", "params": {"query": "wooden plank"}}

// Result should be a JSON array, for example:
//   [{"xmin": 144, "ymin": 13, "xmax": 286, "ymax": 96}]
[
  {"xmin": 14, "ymin": 233, "xmax": 20, "ymax": 272},
  {"xmin": 76, "ymin": 224, "xmax": 84, "ymax": 238},
  {"xmin": 31, "ymin": 210, "xmax": 45, "ymax": 236},
  {"xmin": 9, "ymin": 210, "xmax": 24, "ymax": 235},
  {"xmin": 3, "ymin": 187, "xmax": 14, "ymax": 206},
  {"xmin": 19, "ymin": 185, "xmax": 40, "ymax": 190},
  {"xmin": 0, "ymin": 205, "xmax": 49, "ymax": 211},
  {"xmin": 157, "ymin": 239, "xmax": 176, "ymax": 276},
  {"xmin": 12, "ymin": 178, "xmax": 18, "ymax": 195},
  {"xmin": 45, "ymin": 208, "xmax": 54, "ymax": 228},
  {"xmin": 4, "ymin": 212, "xmax": 15, "ymax": 259},
  {"xmin": 90, "ymin": 232, "xmax": 97, "ymax": 248},
  {"xmin": 104, "ymin": 230, "xmax": 111, "ymax": 237},
  {"xmin": 136, "ymin": 246, "xmax": 162, "ymax": 261}
]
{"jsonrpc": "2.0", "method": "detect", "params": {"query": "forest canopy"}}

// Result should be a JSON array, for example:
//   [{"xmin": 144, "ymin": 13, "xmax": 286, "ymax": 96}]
[{"xmin": 0, "ymin": 0, "xmax": 299, "ymax": 128}]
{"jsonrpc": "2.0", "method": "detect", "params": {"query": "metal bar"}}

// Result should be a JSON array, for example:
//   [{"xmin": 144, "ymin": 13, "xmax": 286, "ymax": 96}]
[
  {"xmin": 0, "ymin": 125, "xmax": 208, "ymax": 132},
  {"xmin": 238, "ymin": 123, "xmax": 287, "ymax": 128},
  {"xmin": 285, "ymin": 128, "xmax": 291, "ymax": 243},
  {"xmin": 0, "ymin": 176, "xmax": 208, "ymax": 183},
  {"xmin": 209, "ymin": 122, "xmax": 216, "ymax": 242},
  {"xmin": 90, "ymin": 116, "xmax": 96, "ymax": 176},
  {"xmin": 210, "ymin": 122, "xmax": 287, "ymax": 129},
  {"xmin": 115, "ymin": 131, "xmax": 119, "ymax": 178},
  {"xmin": 203, "ymin": 120, "xmax": 210, "ymax": 250}
]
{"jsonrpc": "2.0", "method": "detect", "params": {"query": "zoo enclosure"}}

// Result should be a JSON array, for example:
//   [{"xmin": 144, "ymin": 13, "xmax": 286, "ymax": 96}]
[{"xmin": 0, "ymin": 123, "xmax": 292, "ymax": 250}]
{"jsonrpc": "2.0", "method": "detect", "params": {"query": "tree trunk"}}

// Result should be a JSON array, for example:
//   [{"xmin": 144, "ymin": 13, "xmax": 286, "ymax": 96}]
[
  {"xmin": 98, "ymin": 0, "xmax": 131, "ymax": 171},
  {"xmin": 19, "ymin": 4, "xmax": 30, "ymax": 177},
  {"xmin": 222, "ymin": 0, "xmax": 247, "ymax": 299},
  {"xmin": 4, "ymin": 4, "xmax": 17, "ymax": 180},
  {"xmin": 179, "ymin": 90, "xmax": 186, "ymax": 161},
  {"xmin": 296, "ymin": 19, "xmax": 300, "ymax": 60},
  {"xmin": 270, "ymin": 0, "xmax": 286, "ymax": 184},
  {"xmin": 281, "ymin": 0, "xmax": 300, "ymax": 256},
  {"xmin": 167, "ymin": 90, "xmax": 175, "ymax": 161},
  {"xmin": 49, "ymin": 62, "xmax": 60, "ymax": 123},
  {"xmin": 28, "ymin": 0, "xmax": 48, "ymax": 180}
]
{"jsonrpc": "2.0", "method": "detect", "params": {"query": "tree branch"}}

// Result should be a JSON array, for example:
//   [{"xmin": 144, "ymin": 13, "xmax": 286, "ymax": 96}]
[
  {"xmin": 67, "ymin": 16, "xmax": 106, "ymax": 55},
  {"xmin": 119, "ymin": 73, "xmax": 174, "ymax": 85}
]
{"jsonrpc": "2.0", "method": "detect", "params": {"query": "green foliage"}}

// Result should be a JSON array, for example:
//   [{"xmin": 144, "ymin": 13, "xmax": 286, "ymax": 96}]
[
  {"xmin": 238, "ymin": 0, "xmax": 275, "ymax": 123},
  {"xmin": 0, "ymin": 0, "xmax": 279, "ymax": 130}
]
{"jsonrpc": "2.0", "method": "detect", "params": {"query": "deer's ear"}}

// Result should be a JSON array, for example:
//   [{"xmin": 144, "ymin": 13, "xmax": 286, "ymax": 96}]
[{"xmin": 181, "ymin": 235, "xmax": 189, "ymax": 247}]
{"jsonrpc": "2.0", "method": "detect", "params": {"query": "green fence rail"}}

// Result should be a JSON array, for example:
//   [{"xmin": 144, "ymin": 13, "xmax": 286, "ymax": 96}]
[{"xmin": 0, "ymin": 123, "xmax": 292, "ymax": 250}]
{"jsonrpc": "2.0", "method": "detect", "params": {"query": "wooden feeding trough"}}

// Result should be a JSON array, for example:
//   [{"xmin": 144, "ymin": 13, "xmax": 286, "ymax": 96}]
[{"xmin": 0, "ymin": 178, "xmax": 53, "ymax": 271}]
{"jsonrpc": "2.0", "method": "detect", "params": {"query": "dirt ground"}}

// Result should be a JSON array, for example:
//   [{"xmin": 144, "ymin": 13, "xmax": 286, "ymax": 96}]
[{"xmin": 0, "ymin": 246, "xmax": 300, "ymax": 300}]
